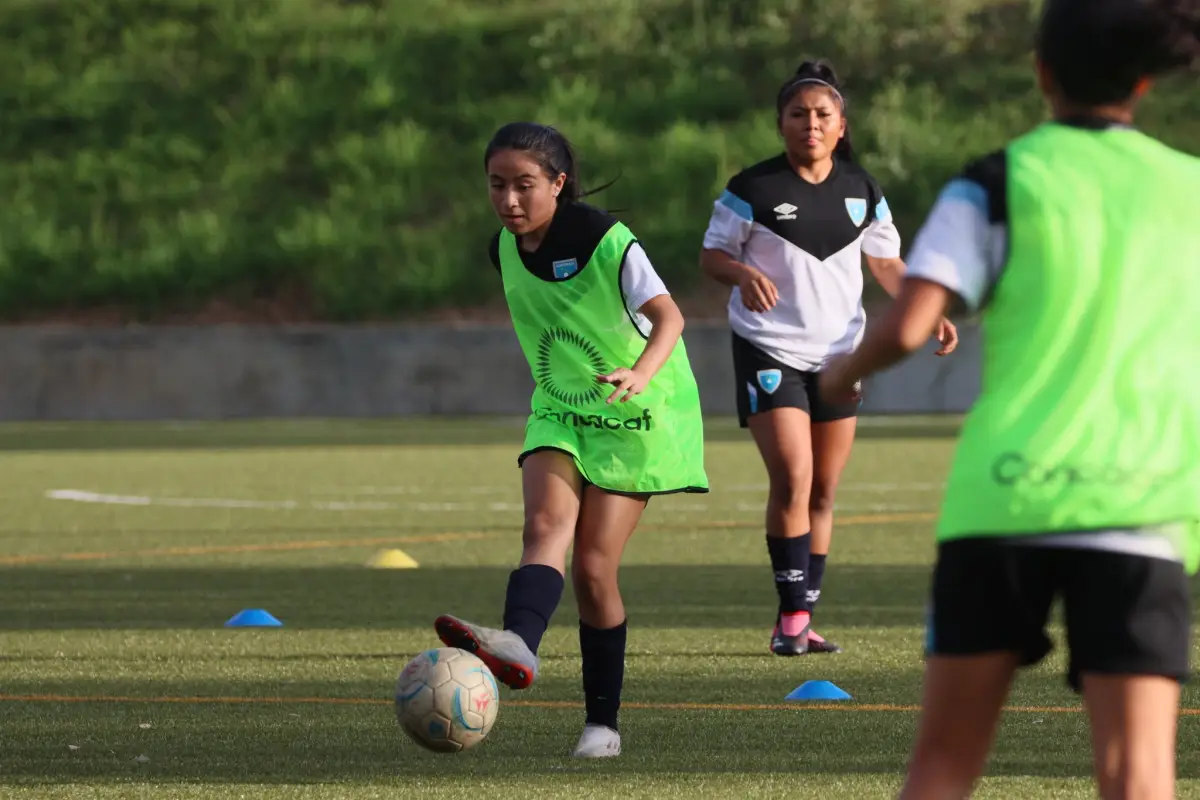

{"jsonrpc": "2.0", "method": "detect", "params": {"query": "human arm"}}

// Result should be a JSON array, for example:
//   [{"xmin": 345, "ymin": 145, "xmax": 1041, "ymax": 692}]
[
  {"xmin": 598, "ymin": 294, "xmax": 685, "ymax": 403},
  {"xmin": 697, "ymin": 183, "xmax": 779, "ymax": 312},
  {"xmin": 596, "ymin": 243, "xmax": 684, "ymax": 403},
  {"xmin": 863, "ymin": 194, "xmax": 957, "ymax": 356},
  {"xmin": 700, "ymin": 248, "xmax": 778, "ymax": 312},
  {"xmin": 820, "ymin": 167, "xmax": 1006, "ymax": 403},
  {"xmin": 821, "ymin": 278, "xmax": 956, "ymax": 402},
  {"xmin": 866, "ymin": 254, "xmax": 958, "ymax": 356},
  {"xmin": 864, "ymin": 254, "xmax": 906, "ymax": 298}
]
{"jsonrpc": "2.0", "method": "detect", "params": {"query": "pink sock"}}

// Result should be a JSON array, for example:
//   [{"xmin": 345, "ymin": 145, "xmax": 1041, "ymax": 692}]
[{"xmin": 781, "ymin": 611, "xmax": 810, "ymax": 637}]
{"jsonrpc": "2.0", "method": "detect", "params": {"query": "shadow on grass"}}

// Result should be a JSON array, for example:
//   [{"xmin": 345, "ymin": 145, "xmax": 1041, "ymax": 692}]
[
  {"xmin": 0, "ymin": 564, "xmax": 937, "ymax": 631},
  {"xmin": 7, "ymin": 562, "xmax": 1200, "ymax": 633},
  {"xmin": 0, "ymin": 669, "xmax": 1146, "ymax": 784},
  {"xmin": 0, "ymin": 415, "xmax": 962, "ymax": 452}
]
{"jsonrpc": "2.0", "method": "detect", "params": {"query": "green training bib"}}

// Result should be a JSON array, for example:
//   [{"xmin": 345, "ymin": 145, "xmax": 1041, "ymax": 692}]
[
  {"xmin": 499, "ymin": 221, "xmax": 709, "ymax": 495},
  {"xmin": 937, "ymin": 123, "xmax": 1200, "ymax": 572}
]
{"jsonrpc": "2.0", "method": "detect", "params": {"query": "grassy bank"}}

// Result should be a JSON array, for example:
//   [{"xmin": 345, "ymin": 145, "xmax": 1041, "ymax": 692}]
[{"xmin": 1, "ymin": 0, "xmax": 1195, "ymax": 322}]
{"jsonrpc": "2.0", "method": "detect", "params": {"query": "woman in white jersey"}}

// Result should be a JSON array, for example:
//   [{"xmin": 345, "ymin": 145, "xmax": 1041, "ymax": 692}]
[{"xmin": 700, "ymin": 59, "xmax": 958, "ymax": 655}]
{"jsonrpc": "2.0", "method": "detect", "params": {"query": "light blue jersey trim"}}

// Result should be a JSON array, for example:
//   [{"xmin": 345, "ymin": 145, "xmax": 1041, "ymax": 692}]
[
  {"xmin": 939, "ymin": 179, "xmax": 988, "ymax": 215},
  {"xmin": 717, "ymin": 190, "xmax": 753, "ymax": 221}
]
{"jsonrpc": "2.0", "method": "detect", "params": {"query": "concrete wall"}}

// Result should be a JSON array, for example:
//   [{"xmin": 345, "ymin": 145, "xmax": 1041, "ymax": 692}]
[{"xmin": 0, "ymin": 323, "xmax": 981, "ymax": 421}]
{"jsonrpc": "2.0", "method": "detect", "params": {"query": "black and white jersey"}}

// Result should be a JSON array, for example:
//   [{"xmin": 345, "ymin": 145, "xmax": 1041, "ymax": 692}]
[
  {"xmin": 702, "ymin": 155, "xmax": 902, "ymax": 371},
  {"xmin": 489, "ymin": 201, "xmax": 668, "ymax": 334}
]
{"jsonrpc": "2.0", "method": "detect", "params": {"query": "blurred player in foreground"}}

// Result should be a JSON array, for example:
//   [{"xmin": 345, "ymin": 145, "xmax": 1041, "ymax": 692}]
[{"xmin": 821, "ymin": 0, "xmax": 1200, "ymax": 796}]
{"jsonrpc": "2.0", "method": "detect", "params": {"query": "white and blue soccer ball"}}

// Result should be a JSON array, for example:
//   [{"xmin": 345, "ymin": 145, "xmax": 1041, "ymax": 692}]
[{"xmin": 394, "ymin": 647, "xmax": 500, "ymax": 753}]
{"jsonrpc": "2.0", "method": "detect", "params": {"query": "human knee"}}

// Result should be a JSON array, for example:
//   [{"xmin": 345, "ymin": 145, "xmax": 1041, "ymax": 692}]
[
  {"xmin": 522, "ymin": 509, "xmax": 575, "ymax": 559},
  {"xmin": 1095, "ymin": 743, "xmax": 1175, "ymax": 800},
  {"xmin": 571, "ymin": 549, "xmax": 619, "ymax": 603},
  {"xmin": 809, "ymin": 473, "xmax": 841, "ymax": 515},
  {"xmin": 768, "ymin": 469, "xmax": 812, "ymax": 512}
]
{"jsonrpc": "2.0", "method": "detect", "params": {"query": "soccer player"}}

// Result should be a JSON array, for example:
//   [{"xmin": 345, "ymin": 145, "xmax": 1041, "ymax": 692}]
[
  {"xmin": 819, "ymin": 0, "xmax": 1200, "ymax": 796},
  {"xmin": 433, "ymin": 122, "xmax": 709, "ymax": 758},
  {"xmin": 700, "ymin": 59, "xmax": 958, "ymax": 656}
]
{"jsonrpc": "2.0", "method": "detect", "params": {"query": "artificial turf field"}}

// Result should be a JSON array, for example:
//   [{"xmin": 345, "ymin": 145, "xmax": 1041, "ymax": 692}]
[{"xmin": 2, "ymin": 416, "xmax": 1199, "ymax": 799}]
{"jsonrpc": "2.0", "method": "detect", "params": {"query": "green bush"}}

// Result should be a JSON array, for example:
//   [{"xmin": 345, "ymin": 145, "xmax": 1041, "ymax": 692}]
[{"xmin": 0, "ymin": 0, "xmax": 1195, "ymax": 321}]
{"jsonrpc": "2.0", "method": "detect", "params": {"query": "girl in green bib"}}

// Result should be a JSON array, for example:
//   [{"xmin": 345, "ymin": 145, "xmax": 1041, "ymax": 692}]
[
  {"xmin": 434, "ymin": 122, "xmax": 709, "ymax": 758},
  {"xmin": 821, "ymin": 0, "xmax": 1200, "ymax": 796}
]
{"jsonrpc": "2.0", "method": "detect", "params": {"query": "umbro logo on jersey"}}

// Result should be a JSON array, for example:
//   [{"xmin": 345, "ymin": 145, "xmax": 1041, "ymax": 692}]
[{"xmin": 773, "ymin": 202, "xmax": 798, "ymax": 220}]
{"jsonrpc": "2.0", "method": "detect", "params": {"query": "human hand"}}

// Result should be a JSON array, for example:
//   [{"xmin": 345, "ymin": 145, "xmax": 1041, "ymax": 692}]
[
  {"xmin": 934, "ymin": 317, "xmax": 959, "ymax": 356},
  {"xmin": 738, "ymin": 269, "xmax": 779, "ymax": 312},
  {"xmin": 596, "ymin": 367, "xmax": 651, "ymax": 404},
  {"xmin": 819, "ymin": 355, "xmax": 863, "ymax": 405}
]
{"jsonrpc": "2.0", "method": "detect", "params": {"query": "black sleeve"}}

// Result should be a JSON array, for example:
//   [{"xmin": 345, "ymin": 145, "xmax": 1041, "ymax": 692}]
[
  {"xmin": 487, "ymin": 232, "xmax": 500, "ymax": 274},
  {"xmin": 960, "ymin": 150, "xmax": 1008, "ymax": 225}
]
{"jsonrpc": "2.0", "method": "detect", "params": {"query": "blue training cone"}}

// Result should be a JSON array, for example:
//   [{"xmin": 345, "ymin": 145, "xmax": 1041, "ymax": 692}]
[
  {"xmin": 785, "ymin": 680, "xmax": 852, "ymax": 701},
  {"xmin": 224, "ymin": 609, "xmax": 283, "ymax": 628}
]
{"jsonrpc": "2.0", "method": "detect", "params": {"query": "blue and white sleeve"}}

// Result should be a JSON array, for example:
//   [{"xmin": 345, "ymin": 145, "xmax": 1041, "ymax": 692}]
[
  {"xmin": 862, "ymin": 195, "xmax": 902, "ymax": 259},
  {"xmin": 904, "ymin": 179, "xmax": 1007, "ymax": 312},
  {"xmin": 701, "ymin": 186, "xmax": 754, "ymax": 259}
]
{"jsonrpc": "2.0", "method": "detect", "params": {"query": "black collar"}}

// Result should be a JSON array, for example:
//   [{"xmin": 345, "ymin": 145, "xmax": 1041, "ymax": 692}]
[{"xmin": 1055, "ymin": 114, "xmax": 1135, "ymax": 132}]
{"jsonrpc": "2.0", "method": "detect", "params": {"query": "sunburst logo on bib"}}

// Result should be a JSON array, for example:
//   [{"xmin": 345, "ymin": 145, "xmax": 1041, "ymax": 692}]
[{"xmin": 535, "ymin": 326, "xmax": 607, "ymax": 406}]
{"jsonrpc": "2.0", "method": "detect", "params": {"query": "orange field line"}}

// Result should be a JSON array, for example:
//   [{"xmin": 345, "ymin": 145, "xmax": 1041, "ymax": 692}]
[
  {"xmin": 0, "ymin": 511, "xmax": 933, "ymax": 567},
  {"xmin": 648, "ymin": 512, "xmax": 936, "ymax": 531},
  {"xmin": 0, "ymin": 531, "xmax": 495, "ymax": 567},
  {"xmin": 4, "ymin": 693, "xmax": 1188, "ymax": 715}
]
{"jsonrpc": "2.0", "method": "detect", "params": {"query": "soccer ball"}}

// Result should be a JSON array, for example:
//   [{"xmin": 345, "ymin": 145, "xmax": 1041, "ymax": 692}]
[{"xmin": 394, "ymin": 647, "xmax": 500, "ymax": 753}]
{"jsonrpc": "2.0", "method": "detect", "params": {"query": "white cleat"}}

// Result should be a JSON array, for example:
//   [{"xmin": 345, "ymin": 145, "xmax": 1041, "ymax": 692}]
[
  {"xmin": 571, "ymin": 723, "xmax": 621, "ymax": 758},
  {"xmin": 434, "ymin": 614, "xmax": 539, "ymax": 689}
]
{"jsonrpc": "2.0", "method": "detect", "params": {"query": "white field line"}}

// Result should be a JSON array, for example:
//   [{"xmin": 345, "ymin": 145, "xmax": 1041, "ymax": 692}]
[
  {"xmin": 44, "ymin": 489, "xmax": 929, "ymax": 515},
  {"xmin": 44, "ymin": 490, "xmax": 524, "ymax": 513},
  {"xmin": 322, "ymin": 485, "xmax": 513, "ymax": 496}
]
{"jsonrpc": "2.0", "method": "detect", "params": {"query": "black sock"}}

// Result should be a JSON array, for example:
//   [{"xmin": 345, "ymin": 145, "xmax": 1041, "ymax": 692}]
[
  {"xmin": 807, "ymin": 554, "xmax": 827, "ymax": 614},
  {"xmin": 501, "ymin": 564, "xmax": 564, "ymax": 654},
  {"xmin": 580, "ymin": 619, "xmax": 626, "ymax": 731},
  {"xmin": 766, "ymin": 534, "xmax": 810, "ymax": 615}
]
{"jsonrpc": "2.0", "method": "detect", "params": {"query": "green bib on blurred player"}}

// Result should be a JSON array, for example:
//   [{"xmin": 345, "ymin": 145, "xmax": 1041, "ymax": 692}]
[
  {"xmin": 937, "ymin": 122, "xmax": 1200, "ymax": 572},
  {"xmin": 498, "ymin": 222, "xmax": 709, "ymax": 495}
]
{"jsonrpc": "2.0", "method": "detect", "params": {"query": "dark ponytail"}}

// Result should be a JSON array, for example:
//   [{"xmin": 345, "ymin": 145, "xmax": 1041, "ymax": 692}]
[
  {"xmin": 775, "ymin": 59, "xmax": 856, "ymax": 163},
  {"xmin": 483, "ymin": 122, "xmax": 618, "ymax": 202}
]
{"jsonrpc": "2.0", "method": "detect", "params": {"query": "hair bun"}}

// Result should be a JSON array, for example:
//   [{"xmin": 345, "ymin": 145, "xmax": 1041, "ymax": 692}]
[{"xmin": 793, "ymin": 59, "xmax": 841, "ymax": 85}]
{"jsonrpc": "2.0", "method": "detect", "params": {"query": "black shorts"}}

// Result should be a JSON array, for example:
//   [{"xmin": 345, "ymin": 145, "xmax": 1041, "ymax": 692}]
[
  {"xmin": 928, "ymin": 537, "xmax": 1192, "ymax": 692},
  {"xmin": 731, "ymin": 333, "xmax": 859, "ymax": 428}
]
